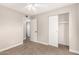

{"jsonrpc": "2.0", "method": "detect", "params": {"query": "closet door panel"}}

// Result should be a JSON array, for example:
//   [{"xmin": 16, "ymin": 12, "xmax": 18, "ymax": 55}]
[{"xmin": 49, "ymin": 16, "xmax": 58, "ymax": 47}]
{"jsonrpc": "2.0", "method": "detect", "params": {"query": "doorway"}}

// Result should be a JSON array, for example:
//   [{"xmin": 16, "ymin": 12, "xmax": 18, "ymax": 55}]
[
  {"xmin": 49, "ymin": 13, "xmax": 69, "ymax": 50},
  {"xmin": 24, "ymin": 17, "xmax": 37, "ymax": 42},
  {"xmin": 26, "ymin": 21, "xmax": 31, "ymax": 39},
  {"xmin": 23, "ymin": 18, "xmax": 31, "ymax": 42}
]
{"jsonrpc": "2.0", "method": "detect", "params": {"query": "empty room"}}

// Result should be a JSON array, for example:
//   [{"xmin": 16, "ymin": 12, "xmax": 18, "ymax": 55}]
[{"xmin": 0, "ymin": 3, "xmax": 79, "ymax": 55}]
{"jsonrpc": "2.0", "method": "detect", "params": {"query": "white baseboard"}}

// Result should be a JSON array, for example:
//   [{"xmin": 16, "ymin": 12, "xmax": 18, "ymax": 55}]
[
  {"xmin": 31, "ymin": 40, "xmax": 48, "ymax": 45},
  {"xmin": 59, "ymin": 42, "xmax": 69, "ymax": 46},
  {"xmin": 0, "ymin": 42, "xmax": 23, "ymax": 52},
  {"xmin": 70, "ymin": 49, "xmax": 79, "ymax": 54}
]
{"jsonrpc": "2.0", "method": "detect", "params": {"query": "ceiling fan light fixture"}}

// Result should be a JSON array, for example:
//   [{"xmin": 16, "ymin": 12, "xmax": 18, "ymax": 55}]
[{"xmin": 25, "ymin": 3, "xmax": 38, "ymax": 12}]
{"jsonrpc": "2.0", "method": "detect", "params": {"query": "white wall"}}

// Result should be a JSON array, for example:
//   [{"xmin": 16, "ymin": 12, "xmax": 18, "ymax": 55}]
[
  {"xmin": 37, "ymin": 14, "xmax": 49, "ymax": 44},
  {"xmin": 36, "ymin": 4, "xmax": 79, "ymax": 54},
  {"xmin": 0, "ymin": 5, "xmax": 25, "ymax": 51},
  {"xmin": 58, "ymin": 13, "xmax": 69, "ymax": 46}
]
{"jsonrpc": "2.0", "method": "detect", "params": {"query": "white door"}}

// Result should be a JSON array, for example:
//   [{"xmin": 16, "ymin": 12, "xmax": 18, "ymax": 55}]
[
  {"xmin": 49, "ymin": 16, "xmax": 58, "ymax": 47},
  {"xmin": 30, "ymin": 18, "xmax": 37, "ymax": 41}
]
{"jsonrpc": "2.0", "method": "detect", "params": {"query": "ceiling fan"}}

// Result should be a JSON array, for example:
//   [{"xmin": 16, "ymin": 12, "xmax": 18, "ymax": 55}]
[{"xmin": 25, "ymin": 3, "xmax": 39, "ymax": 12}]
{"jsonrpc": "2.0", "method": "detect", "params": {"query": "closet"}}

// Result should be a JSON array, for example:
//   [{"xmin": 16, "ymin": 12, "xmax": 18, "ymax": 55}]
[
  {"xmin": 58, "ymin": 13, "xmax": 69, "ymax": 46},
  {"xmin": 49, "ymin": 13, "xmax": 69, "ymax": 48}
]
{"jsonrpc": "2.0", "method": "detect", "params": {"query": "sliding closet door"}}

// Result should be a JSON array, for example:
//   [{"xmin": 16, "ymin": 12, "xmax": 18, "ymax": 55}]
[{"xmin": 49, "ymin": 16, "xmax": 58, "ymax": 47}]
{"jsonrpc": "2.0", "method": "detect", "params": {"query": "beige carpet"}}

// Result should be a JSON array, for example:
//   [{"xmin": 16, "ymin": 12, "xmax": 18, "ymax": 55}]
[{"xmin": 0, "ymin": 40, "xmax": 77, "ymax": 55}]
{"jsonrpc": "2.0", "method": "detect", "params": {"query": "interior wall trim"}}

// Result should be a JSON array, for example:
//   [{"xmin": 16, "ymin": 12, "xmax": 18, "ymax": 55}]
[
  {"xmin": 70, "ymin": 49, "xmax": 79, "ymax": 54},
  {"xmin": 31, "ymin": 40, "xmax": 48, "ymax": 45},
  {"xmin": 0, "ymin": 42, "xmax": 23, "ymax": 52}
]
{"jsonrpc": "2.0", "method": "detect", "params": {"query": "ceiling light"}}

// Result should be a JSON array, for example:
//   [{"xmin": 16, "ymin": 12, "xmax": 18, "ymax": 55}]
[{"xmin": 25, "ymin": 4, "xmax": 39, "ymax": 12}]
